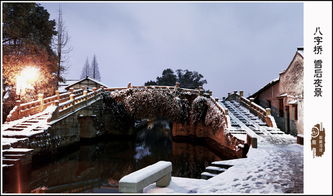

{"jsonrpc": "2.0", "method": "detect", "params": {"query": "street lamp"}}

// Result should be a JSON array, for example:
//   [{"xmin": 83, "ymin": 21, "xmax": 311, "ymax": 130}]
[{"xmin": 16, "ymin": 66, "xmax": 40, "ymax": 99}]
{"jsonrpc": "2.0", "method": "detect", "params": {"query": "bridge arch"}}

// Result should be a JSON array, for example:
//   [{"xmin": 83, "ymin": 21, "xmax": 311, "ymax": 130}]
[
  {"xmin": 103, "ymin": 86, "xmax": 247, "ymax": 158},
  {"xmin": 2, "ymin": 85, "xmax": 249, "ymax": 160}
]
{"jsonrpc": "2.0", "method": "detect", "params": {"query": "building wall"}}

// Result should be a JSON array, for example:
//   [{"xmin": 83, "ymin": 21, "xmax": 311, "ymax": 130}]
[
  {"xmin": 256, "ymin": 82, "xmax": 280, "ymax": 116},
  {"xmin": 253, "ymin": 51, "xmax": 303, "ymax": 137},
  {"xmin": 278, "ymin": 53, "xmax": 304, "ymax": 136}
]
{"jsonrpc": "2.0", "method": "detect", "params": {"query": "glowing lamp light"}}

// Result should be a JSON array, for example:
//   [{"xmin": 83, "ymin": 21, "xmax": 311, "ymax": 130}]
[{"xmin": 16, "ymin": 66, "xmax": 40, "ymax": 96}]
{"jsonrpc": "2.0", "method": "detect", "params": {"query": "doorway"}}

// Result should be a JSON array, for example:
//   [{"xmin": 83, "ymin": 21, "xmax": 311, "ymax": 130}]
[{"xmin": 285, "ymin": 106, "xmax": 290, "ymax": 134}]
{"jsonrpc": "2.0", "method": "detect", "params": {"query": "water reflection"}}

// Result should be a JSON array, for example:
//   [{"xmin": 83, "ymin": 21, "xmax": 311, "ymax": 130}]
[{"xmin": 3, "ymin": 120, "xmax": 223, "ymax": 193}]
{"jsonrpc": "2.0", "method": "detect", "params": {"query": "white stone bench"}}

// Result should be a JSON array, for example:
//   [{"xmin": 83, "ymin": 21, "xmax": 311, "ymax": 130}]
[{"xmin": 119, "ymin": 161, "xmax": 172, "ymax": 193}]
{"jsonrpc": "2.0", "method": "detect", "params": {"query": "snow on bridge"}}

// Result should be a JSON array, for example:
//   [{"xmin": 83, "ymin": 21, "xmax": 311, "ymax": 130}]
[
  {"xmin": 220, "ymin": 91, "xmax": 296, "ymax": 145},
  {"xmin": 1, "ymin": 85, "xmax": 207, "ymax": 166},
  {"xmin": 1, "ymin": 86, "xmax": 294, "ymax": 172},
  {"xmin": 1, "ymin": 86, "xmax": 301, "ymax": 193}
]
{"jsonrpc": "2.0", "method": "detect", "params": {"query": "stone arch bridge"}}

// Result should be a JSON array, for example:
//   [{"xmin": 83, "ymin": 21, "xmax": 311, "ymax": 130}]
[{"xmin": 2, "ymin": 84, "xmax": 287, "ymax": 169}]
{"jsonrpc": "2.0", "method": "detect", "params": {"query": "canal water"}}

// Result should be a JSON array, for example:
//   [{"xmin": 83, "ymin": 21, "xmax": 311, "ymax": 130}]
[{"xmin": 3, "ymin": 120, "xmax": 224, "ymax": 193}]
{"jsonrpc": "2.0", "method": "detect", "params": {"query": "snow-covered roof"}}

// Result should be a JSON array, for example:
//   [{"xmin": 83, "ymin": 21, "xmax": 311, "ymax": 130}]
[
  {"xmin": 297, "ymin": 47, "xmax": 304, "ymax": 57},
  {"xmin": 65, "ymin": 76, "xmax": 109, "ymax": 90},
  {"xmin": 297, "ymin": 50, "xmax": 303, "ymax": 57},
  {"xmin": 84, "ymin": 77, "xmax": 110, "ymax": 88},
  {"xmin": 271, "ymin": 77, "xmax": 279, "ymax": 83},
  {"xmin": 58, "ymin": 80, "xmax": 79, "ymax": 92},
  {"xmin": 248, "ymin": 78, "xmax": 280, "ymax": 99}
]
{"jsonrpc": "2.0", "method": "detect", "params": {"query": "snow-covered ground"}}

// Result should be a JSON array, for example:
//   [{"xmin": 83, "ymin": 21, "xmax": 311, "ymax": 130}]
[
  {"xmin": 144, "ymin": 143, "xmax": 303, "ymax": 193},
  {"xmin": 143, "ymin": 97, "xmax": 303, "ymax": 194},
  {"xmin": 144, "ymin": 177, "xmax": 209, "ymax": 193}
]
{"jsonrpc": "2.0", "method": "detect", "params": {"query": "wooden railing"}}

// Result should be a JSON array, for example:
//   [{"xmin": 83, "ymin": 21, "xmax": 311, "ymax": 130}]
[
  {"xmin": 49, "ymin": 88, "xmax": 103, "ymax": 122},
  {"xmin": 6, "ymin": 88, "xmax": 85, "ymax": 122},
  {"xmin": 240, "ymin": 96, "xmax": 266, "ymax": 120}
]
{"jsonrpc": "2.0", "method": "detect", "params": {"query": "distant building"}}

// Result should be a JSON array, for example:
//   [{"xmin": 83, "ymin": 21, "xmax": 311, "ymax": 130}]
[
  {"xmin": 58, "ymin": 76, "xmax": 109, "ymax": 92},
  {"xmin": 58, "ymin": 79, "xmax": 79, "ymax": 92},
  {"xmin": 249, "ymin": 47, "xmax": 304, "ymax": 144}
]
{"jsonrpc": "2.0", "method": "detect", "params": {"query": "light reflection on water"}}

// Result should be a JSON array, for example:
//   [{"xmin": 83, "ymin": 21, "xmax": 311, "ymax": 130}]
[{"xmin": 3, "ymin": 120, "xmax": 223, "ymax": 193}]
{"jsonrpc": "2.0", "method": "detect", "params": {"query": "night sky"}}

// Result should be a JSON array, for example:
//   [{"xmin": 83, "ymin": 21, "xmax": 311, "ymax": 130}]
[{"xmin": 41, "ymin": 2, "xmax": 303, "ymax": 98}]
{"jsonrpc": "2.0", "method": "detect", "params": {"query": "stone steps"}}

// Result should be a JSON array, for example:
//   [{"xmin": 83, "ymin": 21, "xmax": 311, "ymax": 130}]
[
  {"xmin": 2, "ymin": 144, "xmax": 11, "ymax": 150},
  {"xmin": 2, "ymin": 115, "xmax": 46, "ymax": 153},
  {"xmin": 23, "ymin": 120, "xmax": 39, "ymax": 123},
  {"xmin": 12, "ymin": 125, "xmax": 29, "ymax": 128},
  {"xmin": 4, "ymin": 153, "xmax": 26, "ymax": 159},
  {"xmin": 229, "ymin": 131, "xmax": 246, "ymax": 134},
  {"xmin": 223, "ymin": 99, "xmax": 292, "ymax": 144},
  {"xmin": 201, "ymin": 172, "xmax": 217, "ymax": 180},
  {"xmin": 19, "ymin": 123, "xmax": 34, "ymax": 126},
  {"xmin": 3, "ymin": 163, "xmax": 15, "ymax": 168},
  {"xmin": 2, "ymin": 135, "xmax": 29, "ymax": 139},
  {"xmin": 3, "ymin": 158, "xmax": 20, "ymax": 165},
  {"xmin": 201, "ymin": 162, "xmax": 233, "ymax": 180},
  {"xmin": 5, "ymin": 128, "xmax": 24, "ymax": 131},
  {"xmin": 205, "ymin": 166, "xmax": 227, "ymax": 174},
  {"xmin": 3, "ymin": 148, "xmax": 34, "ymax": 155},
  {"xmin": 211, "ymin": 162, "xmax": 233, "ymax": 169},
  {"xmin": 2, "ymin": 148, "xmax": 34, "ymax": 168}
]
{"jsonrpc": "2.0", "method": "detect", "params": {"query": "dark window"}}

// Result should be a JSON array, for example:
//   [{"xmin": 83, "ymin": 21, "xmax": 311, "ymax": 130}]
[
  {"xmin": 279, "ymin": 99, "xmax": 284, "ymax": 117},
  {"xmin": 267, "ymin": 100, "xmax": 272, "ymax": 108}
]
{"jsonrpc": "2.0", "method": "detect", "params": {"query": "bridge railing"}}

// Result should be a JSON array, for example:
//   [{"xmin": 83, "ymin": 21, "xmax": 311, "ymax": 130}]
[
  {"xmin": 6, "ymin": 88, "xmax": 85, "ymax": 122},
  {"xmin": 240, "ymin": 96, "xmax": 266, "ymax": 120},
  {"xmin": 50, "ymin": 88, "xmax": 103, "ymax": 122},
  {"xmin": 227, "ymin": 91, "xmax": 277, "ymax": 128}
]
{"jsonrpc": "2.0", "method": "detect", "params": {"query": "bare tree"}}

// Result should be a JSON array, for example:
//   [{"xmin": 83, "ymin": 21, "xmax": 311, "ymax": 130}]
[
  {"xmin": 54, "ymin": 5, "xmax": 72, "ymax": 87},
  {"xmin": 80, "ymin": 57, "xmax": 90, "ymax": 79},
  {"xmin": 90, "ymin": 54, "xmax": 101, "ymax": 81}
]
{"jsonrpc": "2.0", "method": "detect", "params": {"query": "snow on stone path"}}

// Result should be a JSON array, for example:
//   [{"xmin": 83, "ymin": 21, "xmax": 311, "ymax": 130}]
[
  {"xmin": 197, "ymin": 144, "xmax": 303, "ymax": 193},
  {"xmin": 144, "ymin": 144, "xmax": 303, "ymax": 193},
  {"xmin": 2, "ymin": 105, "xmax": 56, "ymax": 147},
  {"xmin": 223, "ymin": 100, "xmax": 297, "ymax": 145}
]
